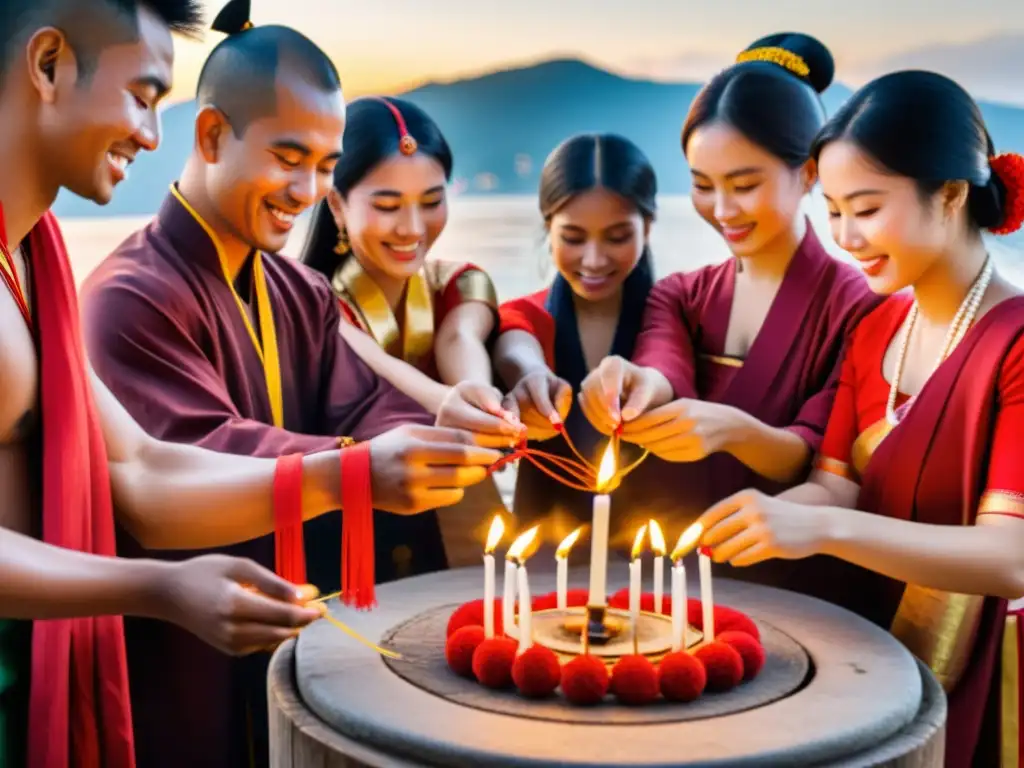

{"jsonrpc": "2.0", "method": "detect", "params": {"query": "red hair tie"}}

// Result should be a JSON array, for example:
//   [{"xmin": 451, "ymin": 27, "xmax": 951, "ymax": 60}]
[
  {"xmin": 370, "ymin": 97, "xmax": 418, "ymax": 156},
  {"xmin": 989, "ymin": 152, "xmax": 1024, "ymax": 235}
]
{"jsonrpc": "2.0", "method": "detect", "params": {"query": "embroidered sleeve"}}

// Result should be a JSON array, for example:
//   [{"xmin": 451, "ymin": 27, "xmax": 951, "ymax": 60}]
[
  {"xmin": 813, "ymin": 349, "xmax": 860, "ymax": 483},
  {"xmin": 432, "ymin": 261, "xmax": 498, "ymax": 318},
  {"xmin": 979, "ymin": 339, "xmax": 1024, "ymax": 521}
]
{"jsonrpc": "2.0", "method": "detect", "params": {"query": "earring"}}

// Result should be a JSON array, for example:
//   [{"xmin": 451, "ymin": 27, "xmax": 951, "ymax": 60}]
[{"xmin": 334, "ymin": 228, "xmax": 351, "ymax": 255}]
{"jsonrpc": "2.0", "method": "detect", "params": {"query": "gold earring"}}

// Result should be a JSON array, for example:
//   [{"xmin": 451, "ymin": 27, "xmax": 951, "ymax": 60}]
[{"xmin": 334, "ymin": 228, "xmax": 351, "ymax": 255}]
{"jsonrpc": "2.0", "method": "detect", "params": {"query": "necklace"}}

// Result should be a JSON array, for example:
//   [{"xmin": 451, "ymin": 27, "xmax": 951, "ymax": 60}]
[{"xmin": 886, "ymin": 256, "xmax": 994, "ymax": 426}]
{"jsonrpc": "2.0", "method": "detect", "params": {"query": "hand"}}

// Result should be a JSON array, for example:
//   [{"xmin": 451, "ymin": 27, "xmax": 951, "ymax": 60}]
[
  {"xmin": 578, "ymin": 356, "xmax": 667, "ymax": 435},
  {"xmin": 436, "ymin": 381, "xmax": 525, "ymax": 449},
  {"xmin": 153, "ymin": 555, "xmax": 325, "ymax": 656},
  {"xmin": 368, "ymin": 424, "xmax": 502, "ymax": 514},
  {"xmin": 619, "ymin": 398, "xmax": 748, "ymax": 460},
  {"xmin": 697, "ymin": 489, "xmax": 830, "ymax": 565},
  {"xmin": 502, "ymin": 369, "xmax": 572, "ymax": 441}
]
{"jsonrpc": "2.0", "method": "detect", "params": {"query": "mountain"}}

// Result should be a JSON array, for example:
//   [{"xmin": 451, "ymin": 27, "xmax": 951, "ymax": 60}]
[{"xmin": 52, "ymin": 57, "xmax": 1024, "ymax": 217}]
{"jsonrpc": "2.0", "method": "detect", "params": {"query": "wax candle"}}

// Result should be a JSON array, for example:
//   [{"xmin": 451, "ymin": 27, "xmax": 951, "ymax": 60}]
[
  {"xmin": 649, "ymin": 520, "xmax": 666, "ymax": 615},
  {"xmin": 506, "ymin": 526, "xmax": 540, "ymax": 642},
  {"xmin": 670, "ymin": 561, "xmax": 686, "ymax": 651},
  {"xmin": 587, "ymin": 444, "xmax": 617, "ymax": 606},
  {"xmin": 555, "ymin": 526, "xmax": 583, "ymax": 610},
  {"xmin": 517, "ymin": 564, "xmax": 532, "ymax": 653},
  {"xmin": 502, "ymin": 557, "xmax": 516, "ymax": 637},
  {"xmin": 699, "ymin": 547, "xmax": 714, "ymax": 643},
  {"xmin": 482, "ymin": 515, "xmax": 505, "ymax": 638},
  {"xmin": 629, "ymin": 525, "xmax": 647, "ymax": 652}
]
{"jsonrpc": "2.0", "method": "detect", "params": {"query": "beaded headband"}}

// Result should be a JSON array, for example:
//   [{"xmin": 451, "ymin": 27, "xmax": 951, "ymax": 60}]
[
  {"xmin": 369, "ymin": 97, "xmax": 418, "ymax": 156},
  {"xmin": 735, "ymin": 46, "xmax": 810, "ymax": 79}
]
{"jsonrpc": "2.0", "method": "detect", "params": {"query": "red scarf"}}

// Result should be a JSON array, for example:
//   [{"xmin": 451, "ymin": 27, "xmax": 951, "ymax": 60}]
[{"xmin": 1, "ymin": 208, "xmax": 135, "ymax": 768}]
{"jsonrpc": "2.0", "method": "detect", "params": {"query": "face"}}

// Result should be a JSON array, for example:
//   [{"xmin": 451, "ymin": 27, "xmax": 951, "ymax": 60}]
[
  {"xmin": 548, "ymin": 188, "xmax": 648, "ymax": 303},
  {"xmin": 687, "ymin": 122, "xmax": 813, "ymax": 257},
  {"xmin": 203, "ymin": 81, "xmax": 345, "ymax": 254},
  {"xmin": 331, "ymin": 153, "xmax": 449, "ymax": 281},
  {"xmin": 818, "ymin": 140, "xmax": 961, "ymax": 294},
  {"xmin": 34, "ymin": 6, "xmax": 173, "ymax": 204}
]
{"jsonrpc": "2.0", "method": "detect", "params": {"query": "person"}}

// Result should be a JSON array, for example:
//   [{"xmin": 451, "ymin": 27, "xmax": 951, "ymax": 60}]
[
  {"xmin": 299, "ymin": 96, "xmax": 516, "ymax": 564},
  {"xmin": 577, "ymin": 34, "xmax": 879, "ymax": 536},
  {"xmin": 0, "ymin": 1, "xmax": 500, "ymax": 766},
  {"xmin": 694, "ymin": 70, "xmax": 1024, "ymax": 767},
  {"xmin": 493, "ymin": 133, "xmax": 656, "ymax": 545}
]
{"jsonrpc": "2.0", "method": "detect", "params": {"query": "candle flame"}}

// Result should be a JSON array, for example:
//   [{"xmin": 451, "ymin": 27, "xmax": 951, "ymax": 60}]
[
  {"xmin": 484, "ymin": 515, "xmax": 505, "ymax": 554},
  {"xmin": 507, "ymin": 525, "xmax": 540, "ymax": 564},
  {"xmin": 670, "ymin": 522, "xmax": 703, "ymax": 561},
  {"xmin": 630, "ymin": 524, "xmax": 648, "ymax": 560},
  {"xmin": 555, "ymin": 526, "xmax": 584, "ymax": 559},
  {"xmin": 597, "ymin": 442, "xmax": 617, "ymax": 491},
  {"xmin": 648, "ymin": 519, "xmax": 666, "ymax": 557}
]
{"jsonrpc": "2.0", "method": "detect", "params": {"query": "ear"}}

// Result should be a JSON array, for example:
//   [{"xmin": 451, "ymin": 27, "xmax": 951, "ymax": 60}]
[
  {"xmin": 195, "ymin": 106, "xmax": 231, "ymax": 163},
  {"xmin": 940, "ymin": 180, "xmax": 970, "ymax": 218},
  {"xmin": 25, "ymin": 28, "xmax": 73, "ymax": 103},
  {"xmin": 326, "ymin": 187, "xmax": 346, "ymax": 230},
  {"xmin": 799, "ymin": 158, "xmax": 818, "ymax": 194},
  {"xmin": 642, "ymin": 216, "xmax": 652, "ymax": 242}
]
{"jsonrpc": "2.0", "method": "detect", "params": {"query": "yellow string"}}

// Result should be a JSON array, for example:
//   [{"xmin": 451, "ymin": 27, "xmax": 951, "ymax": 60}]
[{"xmin": 310, "ymin": 591, "xmax": 402, "ymax": 659}]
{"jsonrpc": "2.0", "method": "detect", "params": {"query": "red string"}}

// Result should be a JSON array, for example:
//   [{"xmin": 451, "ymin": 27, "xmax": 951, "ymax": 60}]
[
  {"xmin": 341, "ymin": 443, "xmax": 376, "ymax": 609},
  {"xmin": 273, "ymin": 454, "xmax": 307, "ymax": 585}
]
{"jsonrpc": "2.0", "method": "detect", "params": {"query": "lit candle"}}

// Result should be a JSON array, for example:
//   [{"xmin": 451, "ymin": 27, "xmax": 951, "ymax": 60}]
[
  {"xmin": 649, "ymin": 519, "xmax": 666, "ymax": 615},
  {"xmin": 502, "ymin": 557, "xmax": 516, "ymax": 638},
  {"xmin": 629, "ymin": 524, "xmax": 647, "ymax": 651},
  {"xmin": 507, "ymin": 526, "xmax": 540, "ymax": 654},
  {"xmin": 587, "ymin": 444, "xmax": 617, "ymax": 607},
  {"xmin": 555, "ymin": 526, "xmax": 584, "ymax": 610},
  {"xmin": 482, "ymin": 515, "xmax": 505, "ymax": 638},
  {"xmin": 699, "ymin": 546, "xmax": 714, "ymax": 643},
  {"xmin": 669, "ymin": 525, "xmax": 700, "ymax": 652}
]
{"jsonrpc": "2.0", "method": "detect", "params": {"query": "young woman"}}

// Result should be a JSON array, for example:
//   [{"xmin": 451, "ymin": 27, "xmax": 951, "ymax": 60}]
[
  {"xmin": 695, "ymin": 70, "xmax": 1024, "ymax": 767},
  {"xmin": 578, "ymin": 33, "xmax": 879, "ymax": 532},
  {"xmin": 495, "ymin": 133, "xmax": 656, "ymax": 543}
]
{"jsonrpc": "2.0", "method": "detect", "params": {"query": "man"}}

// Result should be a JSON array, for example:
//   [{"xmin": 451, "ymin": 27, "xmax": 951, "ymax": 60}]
[
  {"xmin": 0, "ymin": 1, "xmax": 500, "ymax": 767},
  {"xmin": 79, "ymin": 7, "xmax": 516, "ymax": 767}
]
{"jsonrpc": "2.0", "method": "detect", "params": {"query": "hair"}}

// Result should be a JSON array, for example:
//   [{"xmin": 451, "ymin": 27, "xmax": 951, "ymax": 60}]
[
  {"xmin": 0, "ymin": 0, "xmax": 203, "ymax": 85},
  {"xmin": 811, "ymin": 70, "xmax": 1012, "ymax": 233},
  {"xmin": 300, "ymin": 96, "xmax": 453, "ymax": 279},
  {"xmin": 682, "ymin": 32, "xmax": 834, "ymax": 168}
]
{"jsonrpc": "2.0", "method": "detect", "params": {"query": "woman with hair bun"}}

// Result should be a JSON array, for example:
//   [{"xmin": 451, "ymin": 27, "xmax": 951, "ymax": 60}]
[
  {"xmin": 580, "ymin": 34, "xmax": 879, "ymax": 527},
  {"xmin": 696, "ymin": 69, "xmax": 1024, "ymax": 766}
]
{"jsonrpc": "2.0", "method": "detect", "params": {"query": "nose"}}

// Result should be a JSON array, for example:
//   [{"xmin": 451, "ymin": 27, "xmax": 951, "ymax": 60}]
[
  {"xmin": 579, "ymin": 240, "xmax": 606, "ymax": 270},
  {"xmin": 396, "ymin": 204, "xmax": 426, "ymax": 238},
  {"xmin": 713, "ymin": 191, "xmax": 739, "ymax": 222},
  {"xmin": 135, "ymin": 110, "xmax": 160, "ymax": 152},
  {"xmin": 289, "ymin": 168, "xmax": 319, "ymax": 208},
  {"xmin": 835, "ymin": 214, "xmax": 866, "ymax": 253}
]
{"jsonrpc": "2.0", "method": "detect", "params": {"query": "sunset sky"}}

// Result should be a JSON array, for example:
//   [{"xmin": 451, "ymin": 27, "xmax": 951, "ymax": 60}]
[{"xmin": 169, "ymin": 0, "xmax": 1024, "ymax": 103}]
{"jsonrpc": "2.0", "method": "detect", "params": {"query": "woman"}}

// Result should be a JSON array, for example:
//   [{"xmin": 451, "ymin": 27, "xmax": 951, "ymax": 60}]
[
  {"xmin": 696, "ymin": 70, "xmax": 1024, "ymax": 767},
  {"xmin": 495, "ymin": 133, "xmax": 656, "ymax": 544},
  {"xmin": 578, "ymin": 33, "xmax": 879, "ymax": 529}
]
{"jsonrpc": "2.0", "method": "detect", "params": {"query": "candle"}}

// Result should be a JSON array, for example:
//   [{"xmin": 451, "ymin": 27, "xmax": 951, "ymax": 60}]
[
  {"xmin": 506, "ymin": 526, "xmax": 540, "ymax": 646},
  {"xmin": 502, "ymin": 558, "xmax": 516, "ymax": 637},
  {"xmin": 517, "ymin": 564, "xmax": 532, "ymax": 653},
  {"xmin": 700, "ymin": 547, "xmax": 714, "ymax": 643},
  {"xmin": 648, "ymin": 519, "xmax": 666, "ymax": 615},
  {"xmin": 669, "ymin": 525, "xmax": 701, "ymax": 651},
  {"xmin": 587, "ymin": 444, "xmax": 617, "ymax": 607},
  {"xmin": 629, "ymin": 525, "xmax": 647, "ymax": 652},
  {"xmin": 482, "ymin": 515, "xmax": 505, "ymax": 638},
  {"xmin": 555, "ymin": 526, "xmax": 583, "ymax": 610}
]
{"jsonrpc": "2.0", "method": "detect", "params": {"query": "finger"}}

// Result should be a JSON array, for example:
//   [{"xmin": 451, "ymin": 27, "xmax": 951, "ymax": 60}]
[
  {"xmin": 220, "ymin": 624, "xmax": 302, "ymax": 656},
  {"xmin": 411, "ymin": 464, "xmax": 491, "ymax": 488},
  {"xmin": 697, "ymin": 492, "xmax": 755, "ymax": 537},
  {"xmin": 620, "ymin": 377, "xmax": 656, "ymax": 423},
  {"xmin": 705, "ymin": 518, "xmax": 760, "ymax": 562},
  {"xmin": 577, "ymin": 390, "xmax": 617, "ymax": 436},
  {"xmin": 598, "ymin": 359, "xmax": 624, "ymax": 421},
  {"xmin": 622, "ymin": 416, "xmax": 696, "ymax": 445},
  {"xmin": 524, "ymin": 377, "xmax": 558, "ymax": 422},
  {"xmin": 500, "ymin": 394, "xmax": 522, "ymax": 422},
  {"xmin": 551, "ymin": 378, "xmax": 573, "ymax": 422},
  {"xmin": 470, "ymin": 385, "xmax": 522, "ymax": 429},
  {"xmin": 226, "ymin": 585, "xmax": 325, "ymax": 628},
  {"xmin": 621, "ymin": 403, "xmax": 688, "ymax": 435},
  {"xmin": 408, "ymin": 441, "xmax": 503, "ymax": 467},
  {"xmin": 708, "ymin": 528, "xmax": 763, "ymax": 564},
  {"xmin": 392, "ymin": 489, "xmax": 467, "ymax": 514},
  {"xmin": 229, "ymin": 558, "xmax": 313, "ymax": 604},
  {"xmin": 449, "ymin": 402, "xmax": 521, "ymax": 438},
  {"xmin": 728, "ymin": 541, "xmax": 774, "ymax": 567},
  {"xmin": 472, "ymin": 432, "xmax": 522, "ymax": 450},
  {"xmin": 408, "ymin": 428, "xmax": 505, "ymax": 459}
]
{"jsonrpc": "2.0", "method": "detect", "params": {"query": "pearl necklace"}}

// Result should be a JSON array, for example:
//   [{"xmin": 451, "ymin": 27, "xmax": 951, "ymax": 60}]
[{"xmin": 886, "ymin": 256, "xmax": 994, "ymax": 426}]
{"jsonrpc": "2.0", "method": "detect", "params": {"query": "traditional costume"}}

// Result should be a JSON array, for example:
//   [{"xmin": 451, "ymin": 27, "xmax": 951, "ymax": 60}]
[
  {"xmin": 813, "ymin": 290, "xmax": 1024, "ymax": 767},
  {"xmin": 1, "ymin": 204, "xmax": 134, "ymax": 768},
  {"xmin": 80, "ymin": 185, "xmax": 441, "ymax": 768}
]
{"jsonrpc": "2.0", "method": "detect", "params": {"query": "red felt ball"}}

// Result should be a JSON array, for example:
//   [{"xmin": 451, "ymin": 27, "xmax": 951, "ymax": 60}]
[
  {"xmin": 610, "ymin": 654, "xmax": 660, "ymax": 705},
  {"xmin": 719, "ymin": 631, "xmax": 766, "ymax": 681},
  {"xmin": 512, "ymin": 645, "xmax": 561, "ymax": 698},
  {"xmin": 685, "ymin": 599, "xmax": 760, "ymax": 642},
  {"xmin": 447, "ymin": 599, "xmax": 505, "ymax": 638},
  {"xmin": 658, "ymin": 651, "xmax": 706, "ymax": 702},
  {"xmin": 445, "ymin": 625, "xmax": 486, "ymax": 678},
  {"xmin": 609, "ymin": 588, "xmax": 629, "ymax": 610},
  {"xmin": 472, "ymin": 637, "xmax": 518, "ymax": 689},
  {"xmin": 566, "ymin": 588, "xmax": 590, "ymax": 607},
  {"xmin": 561, "ymin": 654, "xmax": 609, "ymax": 705},
  {"xmin": 532, "ymin": 592, "xmax": 558, "ymax": 611},
  {"xmin": 693, "ymin": 641, "xmax": 744, "ymax": 692}
]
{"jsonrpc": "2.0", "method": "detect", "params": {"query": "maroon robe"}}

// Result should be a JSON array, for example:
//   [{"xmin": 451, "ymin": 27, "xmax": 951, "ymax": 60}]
[{"xmin": 80, "ymin": 190, "xmax": 439, "ymax": 768}]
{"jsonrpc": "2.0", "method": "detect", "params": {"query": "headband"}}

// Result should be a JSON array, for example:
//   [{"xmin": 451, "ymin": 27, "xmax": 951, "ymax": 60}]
[
  {"xmin": 367, "ymin": 97, "xmax": 418, "ymax": 156},
  {"xmin": 735, "ymin": 46, "xmax": 810, "ymax": 79},
  {"xmin": 212, "ymin": 0, "xmax": 254, "ymax": 35},
  {"xmin": 988, "ymin": 153, "xmax": 1024, "ymax": 235}
]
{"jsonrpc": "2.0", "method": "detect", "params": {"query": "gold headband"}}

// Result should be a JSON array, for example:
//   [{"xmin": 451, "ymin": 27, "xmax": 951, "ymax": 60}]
[
  {"xmin": 241, "ymin": 20, "xmax": 254, "ymax": 30},
  {"xmin": 736, "ymin": 46, "xmax": 810, "ymax": 79}
]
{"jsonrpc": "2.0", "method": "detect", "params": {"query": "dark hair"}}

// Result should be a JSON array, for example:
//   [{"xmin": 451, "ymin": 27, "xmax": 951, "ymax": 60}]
[
  {"xmin": 682, "ymin": 32, "xmax": 834, "ymax": 167},
  {"xmin": 812, "ymin": 70, "xmax": 1010, "ymax": 233},
  {"xmin": 0, "ymin": 0, "xmax": 203, "ymax": 84},
  {"xmin": 300, "ymin": 96, "xmax": 453, "ymax": 279}
]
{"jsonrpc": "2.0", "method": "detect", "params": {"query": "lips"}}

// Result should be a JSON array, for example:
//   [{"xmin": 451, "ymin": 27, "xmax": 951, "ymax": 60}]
[
  {"xmin": 264, "ymin": 202, "xmax": 297, "ymax": 233},
  {"xmin": 106, "ymin": 150, "xmax": 133, "ymax": 184},
  {"xmin": 384, "ymin": 241, "xmax": 421, "ymax": 262},
  {"xmin": 576, "ymin": 271, "xmax": 616, "ymax": 293},
  {"xmin": 856, "ymin": 255, "xmax": 889, "ymax": 277},
  {"xmin": 721, "ymin": 223, "xmax": 755, "ymax": 243}
]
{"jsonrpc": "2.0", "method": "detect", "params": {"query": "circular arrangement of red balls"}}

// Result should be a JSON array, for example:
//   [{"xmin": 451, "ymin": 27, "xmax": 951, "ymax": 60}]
[{"xmin": 445, "ymin": 588, "xmax": 766, "ymax": 706}]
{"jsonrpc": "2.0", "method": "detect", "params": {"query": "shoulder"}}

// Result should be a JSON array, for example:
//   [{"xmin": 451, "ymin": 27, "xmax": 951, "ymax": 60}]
[
  {"xmin": 845, "ymin": 293, "xmax": 911, "ymax": 357},
  {"xmin": 500, "ymin": 288, "xmax": 549, "ymax": 315},
  {"xmin": 424, "ymin": 259, "xmax": 492, "ymax": 287},
  {"xmin": 262, "ymin": 251, "xmax": 339, "ymax": 313},
  {"xmin": 498, "ymin": 289, "xmax": 551, "ymax": 336},
  {"xmin": 651, "ymin": 262, "xmax": 729, "ymax": 301}
]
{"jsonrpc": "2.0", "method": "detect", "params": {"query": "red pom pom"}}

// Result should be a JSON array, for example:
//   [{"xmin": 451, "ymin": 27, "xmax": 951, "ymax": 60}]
[
  {"xmin": 445, "ymin": 625, "xmax": 486, "ymax": 678},
  {"xmin": 609, "ymin": 588, "xmax": 629, "ymax": 609},
  {"xmin": 658, "ymin": 651, "xmax": 706, "ymax": 702},
  {"xmin": 719, "ymin": 631, "xmax": 766, "ymax": 681},
  {"xmin": 566, "ymin": 588, "xmax": 590, "ymax": 607},
  {"xmin": 685, "ymin": 599, "xmax": 760, "ymax": 642},
  {"xmin": 532, "ymin": 592, "xmax": 558, "ymax": 611},
  {"xmin": 990, "ymin": 153, "xmax": 1024, "ymax": 235},
  {"xmin": 610, "ymin": 654, "xmax": 659, "ymax": 705},
  {"xmin": 512, "ymin": 645, "xmax": 561, "ymax": 698},
  {"xmin": 447, "ymin": 599, "xmax": 504, "ymax": 638},
  {"xmin": 693, "ymin": 641, "xmax": 744, "ymax": 692},
  {"xmin": 472, "ymin": 637, "xmax": 518, "ymax": 689},
  {"xmin": 561, "ymin": 654, "xmax": 609, "ymax": 705},
  {"xmin": 608, "ymin": 590, "xmax": 671, "ymax": 616}
]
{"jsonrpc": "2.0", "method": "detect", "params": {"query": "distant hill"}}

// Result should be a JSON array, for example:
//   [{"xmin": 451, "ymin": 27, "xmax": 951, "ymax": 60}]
[{"xmin": 53, "ymin": 57, "xmax": 1024, "ymax": 217}]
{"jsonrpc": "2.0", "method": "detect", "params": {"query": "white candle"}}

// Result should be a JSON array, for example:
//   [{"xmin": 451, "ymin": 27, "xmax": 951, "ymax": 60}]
[
  {"xmin": 557, "ymin": 556, "xmax": 568, "ymax": 610},
  {"xmin": 700, "ymin": 549, "xmax": 714, "ymax": 643},
  {"xmin": 517, "ymin": 564, "xmax": 532, "ymax": 653},
  {"xmin": 502, "ymin": 558, "xmax": 517, "ymax": 636},
  {"xmin": 649, "ymin": 520, "xmax": 666, "ymax": 615},
  {"xmin": 483, "ymin": 553, "xmax": 496, "ymax": 637},
  {"xmin": 671, "ymin": 561, "xmax": 686, "ymax": 651},
  {"xmin": 587, "ymin": 493, "xmax": 610, "ymax": 606},
  {"xmin": 629, "ymin": 558, "xmax": 641, "ymax": 633}
]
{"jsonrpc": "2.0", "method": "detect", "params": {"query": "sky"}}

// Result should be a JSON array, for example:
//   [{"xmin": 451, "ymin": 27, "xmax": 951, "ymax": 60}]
[{"xmin": 168, "ymin": 0, "xmax": 1024, "ymax": 104}]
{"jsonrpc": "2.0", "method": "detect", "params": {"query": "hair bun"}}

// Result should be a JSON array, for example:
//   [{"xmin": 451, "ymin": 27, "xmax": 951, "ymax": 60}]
[
  {"xmin": 737, "ymin": 32, "xmax": 834, "ymax": 94},
  {"xmin": 211, "ymin": 0, "xmax": 252, "ymax": 34},
  {"xmin": 988, "ymin": 153, "xmax": 1024, "ymax": 235}
]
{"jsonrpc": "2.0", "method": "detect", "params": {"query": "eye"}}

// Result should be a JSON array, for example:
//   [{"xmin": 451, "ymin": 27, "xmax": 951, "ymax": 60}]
[
  {"xmin": 273, "ymin": 154, "xmax": 301, "ymax": 169},
  {"xmin": 559, "ymin": 234, "xmax": 585, "ymax": 246},
  {"xmin": 372, "ymin": 203, "xmax": 400, "ymax": 213},
  {"xmin": 733, "ymin": 183, "xmax": 761, "ymax": 193},
  {"xmin": 854, "ymin": 208, "xmax": 879, "ymax": 218},
  {"xmin": 691, "ymin": 182, "xmax": 713, "ymax": 193}
]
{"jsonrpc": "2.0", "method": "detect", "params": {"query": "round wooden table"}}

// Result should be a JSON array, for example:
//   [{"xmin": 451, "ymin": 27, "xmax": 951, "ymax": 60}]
[{"xmin": 269, "ymin": 567, "xmax": 947, "ymax": 767}]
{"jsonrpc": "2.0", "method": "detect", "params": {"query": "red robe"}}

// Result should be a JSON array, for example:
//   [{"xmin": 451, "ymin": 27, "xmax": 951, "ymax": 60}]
[
  {"xmin": 80, "ymin": 189, "xmax": 437, "ymax": 768},
  {"xmin": 816, "ymin": 294, "xmax": 1024, "ymax": 767}
]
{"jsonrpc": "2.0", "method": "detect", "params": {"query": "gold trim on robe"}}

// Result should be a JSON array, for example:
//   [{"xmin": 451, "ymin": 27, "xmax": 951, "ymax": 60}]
[
  {"xmin": 980, "ymin": 490, "xmax": 1024, "ymax": 519},
  {"xmin": 700, "ymin": 353, "xmax": 744, "ymax": 369},
  {"xmin": 849, "ymin": 417, "xmax": 893, "ymax": 478},
  {"xmin": 1001, "ymin": 614, "xmax": 1020, "ymax": 768},
  {"xmin": 812, "ymin": 455, "xmax": 858, "ymax": 483}
]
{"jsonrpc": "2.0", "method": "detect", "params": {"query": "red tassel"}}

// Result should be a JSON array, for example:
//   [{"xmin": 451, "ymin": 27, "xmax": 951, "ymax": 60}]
[
  {"xmin": 273, "ymin": 454, "xmax": 306, "ymax": 584},
  {"xmin": 341, "ymin": 443, "xmax": 376, "ymax": 609}
]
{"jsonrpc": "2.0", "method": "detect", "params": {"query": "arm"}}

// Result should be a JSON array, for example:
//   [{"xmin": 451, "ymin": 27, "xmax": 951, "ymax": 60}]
[
  {"xmin": 435, "ymin": 302, "xmax": 496, "ymax": 385},
  {"xmin": 722, "ymin": 412, "xmax": 811, "ymax": 484},
  {"xmin": 495, "ymin": 329, "xmax": 551, "ymax": 387},
  {"xmin": 630, "ymin": 273, "xmax": 700, "ymax": 402}
]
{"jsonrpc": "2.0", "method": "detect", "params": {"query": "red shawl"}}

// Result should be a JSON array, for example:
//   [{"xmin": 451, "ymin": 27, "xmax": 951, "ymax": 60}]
[{"xmin": 19, "ymin": 211, "xmax": 134, "ymax": 768}]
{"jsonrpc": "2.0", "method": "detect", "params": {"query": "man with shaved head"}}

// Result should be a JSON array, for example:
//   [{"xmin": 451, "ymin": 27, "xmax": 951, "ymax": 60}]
[{"xmin": 80, "ymin": 2, "xmax": 513, "ymax": 765}]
